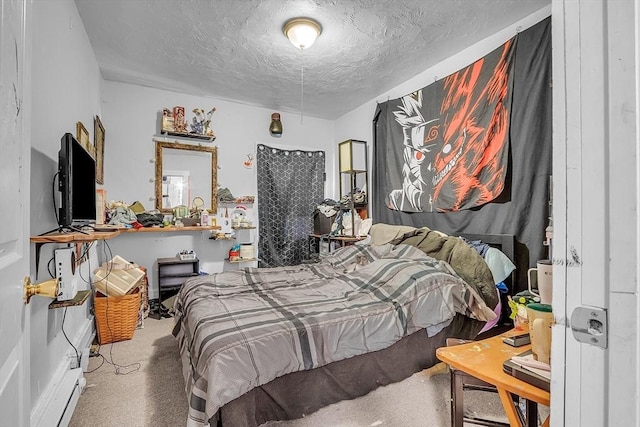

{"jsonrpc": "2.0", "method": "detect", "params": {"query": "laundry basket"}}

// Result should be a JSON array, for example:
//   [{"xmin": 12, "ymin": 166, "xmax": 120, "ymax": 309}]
[{"xmin": 94, "ymin": 288, "xmax": 141, "ymax": 344}]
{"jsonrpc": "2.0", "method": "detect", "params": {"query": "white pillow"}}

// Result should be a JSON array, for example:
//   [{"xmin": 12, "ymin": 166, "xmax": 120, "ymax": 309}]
[{"xmin": 484, "ymin": 246, "xmax": 516, "ymax": 284}]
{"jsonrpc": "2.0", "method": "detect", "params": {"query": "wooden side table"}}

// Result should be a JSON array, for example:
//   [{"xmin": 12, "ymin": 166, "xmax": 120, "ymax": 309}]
[{"xmin": 436, "ymin": 329, "xmax": 550, "ymax": 427}]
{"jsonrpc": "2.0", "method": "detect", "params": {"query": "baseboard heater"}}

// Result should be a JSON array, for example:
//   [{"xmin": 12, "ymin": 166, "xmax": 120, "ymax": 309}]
[{"xmin": 33, "ymin": 367, "xmax": 85, "ymax": 427}]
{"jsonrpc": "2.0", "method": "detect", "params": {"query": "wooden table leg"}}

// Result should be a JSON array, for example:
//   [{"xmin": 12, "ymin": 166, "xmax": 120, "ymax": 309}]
[
  {"xmin": 497, "ymin": 387, "xmax": 522, "ymax": 427},
  {"xmin": 450, "ymin": 369, "xmax": 464, "ymax": 427},
  {"xmin": 525, "ymin": 399, "xmax": 538, "ymax": 427}
]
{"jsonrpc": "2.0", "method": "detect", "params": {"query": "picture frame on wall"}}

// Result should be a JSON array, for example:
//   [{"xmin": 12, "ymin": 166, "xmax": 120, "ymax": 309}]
[
  {"xmin": 76, "ymin": 121, "xmax": 92, "ymax": 156},
  {"xmin": 94, "ymin": 115, "xmax": 105, "ymax": 184}
]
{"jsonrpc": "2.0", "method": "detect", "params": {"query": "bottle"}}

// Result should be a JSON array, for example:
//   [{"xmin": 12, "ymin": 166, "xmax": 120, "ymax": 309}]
[{"xmin": 200, "ymin": 209, "xmax": 209, "ymax": 227}]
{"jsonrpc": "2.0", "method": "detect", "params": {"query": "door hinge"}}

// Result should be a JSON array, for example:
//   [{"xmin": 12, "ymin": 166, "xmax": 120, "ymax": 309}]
[{"xmin": 570, "ymin": 306, "xmax": 608, "ymax": 348}]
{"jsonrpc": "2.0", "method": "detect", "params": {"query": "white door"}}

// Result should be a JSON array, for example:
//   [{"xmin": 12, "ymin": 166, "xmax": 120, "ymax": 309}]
[
  {"xmin": 552, "ymin": 1, "xmax": 639, "ymax": 426},
  {"xmin": 0, "ymin": 0, "xmax": 31, "ymax": 425}
]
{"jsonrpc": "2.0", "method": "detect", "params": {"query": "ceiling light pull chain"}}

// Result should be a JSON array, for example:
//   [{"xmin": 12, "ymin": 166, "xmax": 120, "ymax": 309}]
[
  {"xmin": 282, "ymin": 17, "xmax": 321, "ymax": 124},
  {"xmin": 300, "ymin": 49, "xmax": 305, "ymax": 124}
]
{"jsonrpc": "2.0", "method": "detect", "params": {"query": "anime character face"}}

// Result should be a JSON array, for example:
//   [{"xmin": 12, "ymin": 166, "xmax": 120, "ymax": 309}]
[{"xmin": 387, "ymin": 91, "xmax": 437, "ymax": 212}]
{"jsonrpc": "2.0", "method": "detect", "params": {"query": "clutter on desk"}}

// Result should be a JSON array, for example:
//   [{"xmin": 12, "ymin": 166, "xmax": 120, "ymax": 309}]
[
  {"xmin": 507, "ymin": 290, "xmax": 543, "ymax": 327},
  {"xmin": 105, "ymin": 199, "xmax": 216, "ymax": 229}
]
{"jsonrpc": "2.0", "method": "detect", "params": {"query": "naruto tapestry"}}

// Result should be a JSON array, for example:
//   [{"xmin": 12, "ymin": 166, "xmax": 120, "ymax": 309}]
[{"xmin": 380, "ymin": 37, "xmax": 516, "ymax": 213}]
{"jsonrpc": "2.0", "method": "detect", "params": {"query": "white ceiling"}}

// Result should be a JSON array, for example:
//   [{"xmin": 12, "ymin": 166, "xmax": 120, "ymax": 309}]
[{"xmin": 75, "ymin": 0, "xmax": 549, "ymax": 120}]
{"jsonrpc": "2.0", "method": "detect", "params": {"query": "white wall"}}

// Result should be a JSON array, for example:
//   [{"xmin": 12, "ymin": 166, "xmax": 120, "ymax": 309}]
[
  {"xmin": 101, "ymin": 81, "xmax": 335, "ymax": 207},
  {"xmin": 99, "ymin": 82, "xmax": 335, "ymax": 298},
  {"xmin": 332, "ymin": 5, "xmax": 552, "ymax": 205},
  {"xmin": 29, "ymin": 0, "xmax": 102, "ymax": 422}
]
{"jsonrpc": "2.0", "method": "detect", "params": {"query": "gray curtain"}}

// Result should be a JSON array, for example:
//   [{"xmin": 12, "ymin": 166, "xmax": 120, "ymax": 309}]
[{"xmin": 257, "ymin": 144, "xmax": 325, "ymax": 267}]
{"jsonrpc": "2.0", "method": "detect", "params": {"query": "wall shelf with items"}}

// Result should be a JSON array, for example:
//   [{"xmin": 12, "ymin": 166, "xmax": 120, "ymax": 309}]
[
  {"xmin": 226, "ymin": 258, "xmax": 259, "ymax": 264},
  {"xmin": 159, "ymin": 130, "xmax": 216, "ymax": 142},
  {"xmin": 219, "ymin": 199, "xmax": 255, "ymax": 205},
  {"xmin": 209, "ymin": 235, "xmax": 235, "ymax": 241},
  {"xmin": 226, "ymin": 227, "xmax": 257, "ymax": 265}
]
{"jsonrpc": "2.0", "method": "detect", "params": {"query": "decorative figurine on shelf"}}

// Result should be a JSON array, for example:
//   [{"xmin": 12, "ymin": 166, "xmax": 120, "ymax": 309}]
[
  {"xmin": 203, "ymin": 107, "xmax": 216, "ymax": 137},
  {"xmin": 173, "ymin": 106, "xmax": 186, "ymax": 132},
  {"xmin": 190, "ymin": 108, "xmax": 205, "ymax": 134},
  {"xmin": 161, "ymin": 108, "xmax": 175, "ymax": 132}
]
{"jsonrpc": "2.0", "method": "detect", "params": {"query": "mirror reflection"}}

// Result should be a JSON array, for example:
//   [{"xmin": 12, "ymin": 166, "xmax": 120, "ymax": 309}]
[
  {"xmin": 162, "ymin": 170, "xmax": 189, "ymax": 209},
  {"xmin": 155, "ymin": 141, "xmax": 217, "ymax": 214}
]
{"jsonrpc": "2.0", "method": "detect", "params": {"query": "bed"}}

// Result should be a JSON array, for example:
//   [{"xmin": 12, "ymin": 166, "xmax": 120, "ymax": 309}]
[{"xmin": 172, "ymin": 226, "xmax": 516, "ymax": 427}]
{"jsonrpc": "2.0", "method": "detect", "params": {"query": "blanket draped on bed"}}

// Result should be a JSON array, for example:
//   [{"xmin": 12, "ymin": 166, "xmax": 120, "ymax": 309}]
[
  {"xmin": 391, "ymin": 227, "xmax": 499, "ymax": 309},
  {"xmin": 173, "ymin": 243, "xmax": 496, "ymax": 426}
]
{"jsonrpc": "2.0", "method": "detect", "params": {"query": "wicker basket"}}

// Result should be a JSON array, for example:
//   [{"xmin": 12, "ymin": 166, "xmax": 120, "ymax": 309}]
[{"xmin": 94, "ymin": 288, "xmax": 141, "ymax": 344}]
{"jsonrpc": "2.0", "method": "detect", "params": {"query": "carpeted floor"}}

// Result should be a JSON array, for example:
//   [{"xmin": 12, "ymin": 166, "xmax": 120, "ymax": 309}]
[{"xmin": 69, "ymin": 317, "xmax": 512, "ymax": 427}]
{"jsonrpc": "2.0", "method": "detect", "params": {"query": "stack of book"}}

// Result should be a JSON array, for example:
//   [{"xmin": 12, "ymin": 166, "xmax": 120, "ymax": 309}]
[{"xmin": 503, "ymin": 350, "xmax": 551, "ymax": 392}]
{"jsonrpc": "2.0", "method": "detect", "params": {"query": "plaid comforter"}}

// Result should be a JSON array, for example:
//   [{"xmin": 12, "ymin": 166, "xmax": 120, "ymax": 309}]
[{"xmin": 173, "ymin": 243, "xmax": 495, "ymax": 426}]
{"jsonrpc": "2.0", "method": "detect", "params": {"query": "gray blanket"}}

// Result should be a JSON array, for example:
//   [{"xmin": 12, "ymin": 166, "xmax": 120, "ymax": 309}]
[{"xmin": 173, "ymin": 243, "xmax": 495, "ymax": 426}]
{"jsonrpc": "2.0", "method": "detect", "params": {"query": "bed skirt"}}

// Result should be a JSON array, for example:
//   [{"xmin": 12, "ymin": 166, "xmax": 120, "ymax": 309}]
[{"xmin": 214, "ymin": 314, "xmax": 483, "ymax": 427}]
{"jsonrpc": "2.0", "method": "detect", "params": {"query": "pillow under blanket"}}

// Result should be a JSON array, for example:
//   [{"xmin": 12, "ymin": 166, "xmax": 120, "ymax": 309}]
[{"xmin": 391, "ymin": 228, "xmax": 498, "ymax": 309}]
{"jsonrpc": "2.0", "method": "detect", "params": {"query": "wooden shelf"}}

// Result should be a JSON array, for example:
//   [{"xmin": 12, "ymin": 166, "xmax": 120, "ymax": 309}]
[
  {"xmin": 31, "ymin": 225, "xmax": 220, "ymax": 241},
  {"xmin": 120, "ymin": 225, "xmax": 220, "ymax": 233},
  {"xmin": 226, "ymin": 258, "xmax": 259, "ymax": 263},
  {"xmin": 49, "ymin": 289, "xmax": 91, "ymax": 309},
  {"xmin": 219, "ymin": 199, "xmax": 255, "ymax": 204},
  {"xmin": 160, "ymin": 130, "xmax": 216, "ymax": 142},
  {"xmin": 30, "ymin": 230, "xmax": 121, "ymax": 243},
  {"xmin": 309, "ymin": 234, "xmax": 366, "ymax": 243}
]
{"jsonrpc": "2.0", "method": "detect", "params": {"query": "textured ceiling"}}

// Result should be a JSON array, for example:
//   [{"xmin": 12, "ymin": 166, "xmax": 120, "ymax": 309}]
[{"xmin": 75, "ymin": 0, "xmax": 549, "ymax": 120}]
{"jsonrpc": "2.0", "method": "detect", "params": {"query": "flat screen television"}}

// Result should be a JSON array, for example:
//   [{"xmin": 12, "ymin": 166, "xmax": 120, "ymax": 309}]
[{"xmin": 58, "ymin": 132, "xmax": 96, "ymax": 228}]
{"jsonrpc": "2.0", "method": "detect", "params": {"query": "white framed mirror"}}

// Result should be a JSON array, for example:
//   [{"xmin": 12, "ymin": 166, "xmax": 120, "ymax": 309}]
[{"xmin": 155, "ymin": 140, "xmax": 217, "ymax": 214}]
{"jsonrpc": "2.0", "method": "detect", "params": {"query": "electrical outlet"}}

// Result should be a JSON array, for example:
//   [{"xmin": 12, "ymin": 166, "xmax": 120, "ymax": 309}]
[{"xmin": 68, "ymin": 353, "xmax": 79, "ymax": 370}]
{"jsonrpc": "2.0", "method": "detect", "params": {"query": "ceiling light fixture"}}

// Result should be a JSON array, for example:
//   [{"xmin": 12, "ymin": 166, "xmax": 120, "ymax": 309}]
[
  {"xmin": 283, "ymin": 17, "xmax": 322, "ymax": 123},
  {"xmin": 283, "ymin": 17, "xmax": 322, "ymax": 50}
]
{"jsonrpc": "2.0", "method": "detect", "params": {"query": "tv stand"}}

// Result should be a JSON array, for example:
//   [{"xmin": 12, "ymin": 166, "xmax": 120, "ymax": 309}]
[{"xmin": 30, "ymin": 228, "xmax": 119, "ymax": 279}]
